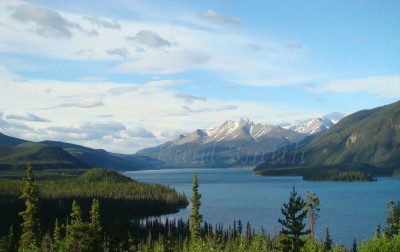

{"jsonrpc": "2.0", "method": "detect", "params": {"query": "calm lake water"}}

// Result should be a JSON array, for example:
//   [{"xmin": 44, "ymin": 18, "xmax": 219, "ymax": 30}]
[{"xmin": 124, "ymin": 168, "xmax": 400, "ymax": 246}]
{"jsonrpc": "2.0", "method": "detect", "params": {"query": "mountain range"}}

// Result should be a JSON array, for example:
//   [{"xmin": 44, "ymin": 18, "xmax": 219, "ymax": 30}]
[
  {"xmin": 0, "ymin": 132, "xmax": 163, "ymax": 171},
  {"xmin": 255, "ymin": 100, "xmax": 400, "ymax": 176},
  {"xmin": 137, "ymin": 116, "xmax": 339, "ymax": 168}
]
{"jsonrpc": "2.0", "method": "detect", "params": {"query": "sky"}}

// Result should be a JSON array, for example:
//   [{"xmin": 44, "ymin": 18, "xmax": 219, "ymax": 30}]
[{"xmin": 0, "ymin": 0, "xmax": 399, "ymax": 153}]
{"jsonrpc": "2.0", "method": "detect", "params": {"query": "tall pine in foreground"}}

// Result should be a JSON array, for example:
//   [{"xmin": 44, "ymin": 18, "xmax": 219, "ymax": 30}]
[
  {"xmin": 19, "ymin": 163, "xmax": 40, "ymax": 251},
  {"xmin": 306, "ymin": 191, "xmax": 320, "ymax": 238},
  {"xmin": 189, "ymin": 172, "xmax": 203, "ymax": 242},
  {"xmin": 278, "ymin": 186, "xmax": 309, "ymax": 252}
]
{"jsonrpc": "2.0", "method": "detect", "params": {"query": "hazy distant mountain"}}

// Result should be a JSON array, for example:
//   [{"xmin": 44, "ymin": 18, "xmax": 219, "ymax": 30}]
[
  {"xmin": 255, "ymin": 100, "xmax": 400, "ymax": 175},
  {"xmin": 0, "ymin": 133, "xmax": 163, "ymax": 171},
  {"xmin": 137, "ymin": 118, "xmax": 310, "ymax": 168}
]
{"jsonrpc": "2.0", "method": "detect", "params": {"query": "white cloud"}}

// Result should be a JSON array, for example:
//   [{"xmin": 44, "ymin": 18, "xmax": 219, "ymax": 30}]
[
  {"xmin": 127, "ymin": 127, "xmax": 156, "ymax": 138},
  {"xmin": 174, "ymin": 92, "xmax": 207, "ymax": 103},
  {"xmin": 126, "ymin": 30, "xmax": 171, "ymax": 48},
  {"xmin": 5, "ymin": 112, "xmax": 50, "ymax": 122},
  {"xmin": 106, "ymin": 47, "xmax": 130, "ymax": 59},
  {"xmin": 198, "ymin": 10, "xmax": 241, "ymax": 25},
  {"xmin": 83, "ymin": 16, "xmax": 120, "ymax": 29},
  {"xmin": 321, "ymin": 75, "xmax": 400, "ymax": 98},
  {"xmin": 10, "ymin": 3, "xmax": 82, "ymax": 39}
]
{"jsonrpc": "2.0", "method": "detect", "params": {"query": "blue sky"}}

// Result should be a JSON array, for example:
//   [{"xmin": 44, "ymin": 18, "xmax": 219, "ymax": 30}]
[{"xmin": 0, "ymin": 0, "xmax": 399, "ymax": 153}]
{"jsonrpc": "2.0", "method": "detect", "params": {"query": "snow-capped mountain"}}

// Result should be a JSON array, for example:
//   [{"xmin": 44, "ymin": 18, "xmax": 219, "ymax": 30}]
[
  {"xmin": 282, "ymin": 113, "xmax": 344, "ymax": 134},
  {"xmin": 136, "ymin": 118, "xmax": 309, "ymax": 168},
  {"xmin": 171, "ymin": 118, "xmax": 306, "ymax": 145},
  {"xmin": 283, "ymin": 117, "xmax": 335, "ymax": 134}
]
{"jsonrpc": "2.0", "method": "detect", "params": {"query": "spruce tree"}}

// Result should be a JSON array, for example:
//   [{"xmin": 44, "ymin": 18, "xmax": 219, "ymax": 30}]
[
  {"xmin": 383, "ymin": 200, "xmax": 400, "ymax": 238},
  {"xmin": 278, "ymin": 186, "xmax": 309, "ymax": 252},
  {"xmin": 189, "ymin": 173, "xmax": 203, "ymax": 241},
  {"xmin": 375, "ymin": 224, "xmax": 381, "ymax": 238},
  {"xmin": 53, "ymin": 218, "xmax": 61, "ymax": 250},
  {"xmin": 324, "ymin": 226, "xmax": 332, "ymax": 251},
  {"xmin": 66, "ymin": 200, "xmax": 89, "ymax": 251},
  {"xmin": 89, "ymin": 199, "xmax": 103, "ymax": 251},
  {"xmin": 6, "ymin": 225, "xmax": 16, "ymax": 252},
  {"xmin": 351, "ymin": 238, "xmax": 357, "ymax": 252},
  {"xmin": 306, "ymin": 191, "xmax": 320, "ymax": 238},
  {"xmin": 19, "ymin": 163, "xmax": 40, "ymax": 251}
]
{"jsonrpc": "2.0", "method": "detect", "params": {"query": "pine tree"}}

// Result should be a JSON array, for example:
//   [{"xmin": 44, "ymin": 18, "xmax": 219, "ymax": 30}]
[
  {"xmin": 189, "ymin": 173, "xmax": 203, "ymax": 241},
  {"xmin": 89, "ymin": 199, "xmax": 103, "ymax": 251},
  {"xmin": 19, "ymin": 163, "xmax": 40, "ymax": 251},
  {"xmin": 306, "ymin": 191, "xmax": 320, "ymax": 238},
  {"xmin": 53, "ymin": 218, "xmax": 61, "ymax": 250},
  {"xmin": 375, "ymin": 224, "xmax": 381, "ymax": 238},
  {"xmin": 351, "ymin": 238, "xmax": 357, "ymax": 252},
  {"xmin": 324, "ymin": 226, "xmax": 332, "ymax": 251},
  {"xmin": 66, "ymin": 200, "xmax": 90, "ymax": 251},
  {"xmin": 6, "ymin": 225, "xmax": 16, "ymax": 252},
  {"xmin": 383, "ymin": 200, "xmax": 400, "ymax": 238},
  {"xmin": 278, "ymin": 186, "xmax": 309, "ymax": 252}
]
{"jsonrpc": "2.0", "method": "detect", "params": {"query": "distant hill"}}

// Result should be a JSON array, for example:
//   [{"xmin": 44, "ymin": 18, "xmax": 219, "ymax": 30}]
[
  {"xmin": 137, "ymin": 118, "xmax": 334, "ymax": 168},
  {"xmin": 0, "ymin": 133, "xmax": 163, "ymax": 171},
  {"xmin": 0, "ymin": 144, "xmax": 90, "ymax": 170},
  {"xmin": 255, "ymin": 100, "xmax": 400, "ymax": 176}
]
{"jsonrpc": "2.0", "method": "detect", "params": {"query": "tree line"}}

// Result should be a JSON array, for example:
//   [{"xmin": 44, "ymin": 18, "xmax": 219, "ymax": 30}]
[{"xmin": 1, "ymin": 164, "xmax": 400, "ymax": 251}]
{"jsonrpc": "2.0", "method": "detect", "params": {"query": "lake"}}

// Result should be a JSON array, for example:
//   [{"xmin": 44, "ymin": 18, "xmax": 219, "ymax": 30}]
[{"xmin": 124, "ymin": 168, "xmax": 400, "ymax": 246}]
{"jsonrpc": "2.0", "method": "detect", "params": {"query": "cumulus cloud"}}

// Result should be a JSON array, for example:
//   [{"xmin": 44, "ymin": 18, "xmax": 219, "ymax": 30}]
[
  {"xmin": 83, "ymin": 16, "xmax": 121, "ymax": 29},
  {"xmin": 0, "ymin": 112, "xmax": 32, "ymax": 131},
  {"xmin": 287, "ymin": 42, "xmax": 302, "ymax": 50},
  {"xmin": 47, "ymin": 121, "xmax": 126, "ymax": 140},
  {"xmin": 5, "ymin": 112, "xmax": 50, "ymax": 122},
  {"xmin": 10, "ymin": 4, "xmax": 81, "ymax": 39},
  {"xmin": 127, "ymin": 127, "xmax": 156, "ymax": 138},
  {"xmin": 106, "ymin": 47, "xmax": 130, "ymax": 59},
  {"xmin": 198, "ymin": 10, "xmax": 241, "ymax": 25},
  {"xmin": 174, "ymin": 92, "xmax": 207, "ymax": 103},
  {"xmin": 126, "ymin": 30, "xmax": 171, "ymax": 48}
]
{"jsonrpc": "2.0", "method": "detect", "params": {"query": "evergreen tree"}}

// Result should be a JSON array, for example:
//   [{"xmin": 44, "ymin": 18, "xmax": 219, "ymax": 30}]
[
  {"xmin": 66, "ymin": 200, "xmax": 90, "ymax": 251},
  {"xmin": 324, "ymin": 226, "xmax": 332, "ymax": 251},
  {"xmin": 278, "ymin": 186, "xmax": 309, "ymax": 252},
  {"xmin": 383, "ymin": 200, "xmax": 400, "ymax": 238},
  {"xmin": 19, "ymin": 163, "xmax": 41, "ymax": 251},
  {"xmin": 189, "ymin": 173, "xmax": 203, "ymax": 241},
  {"xmin": 351, "ymin": 238, "xmax": 357, "ymax": 252},
  {"xmin": 6, "ymin": 225, "xmax": 16, "ymax": 252},
  {"xmin": 40, "ymin": 232, "xmax": 53, "ymax": 252},
  {"xmin": 89, "ymin": 199, "xmax": 103, "ymax": 251},
  {"xmin": 53, "ymin": 218, "xmax": 61, "ymax": 250},
  {"xmin": 375, "ymin": 224, "xmax": 381, "ymax": 238},
  {"xmin": 306, "ymin": 191, "xmax": 320, "ymax": 238}
]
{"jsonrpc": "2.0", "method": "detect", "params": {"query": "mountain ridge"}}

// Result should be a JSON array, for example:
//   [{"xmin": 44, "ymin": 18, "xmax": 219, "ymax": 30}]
[
  {"xmin": 0, "ymin": 133, "xmax": 163, "ymax": 171},
  {"xmin": 137, "ymin": 117, "xmax": 337, "ymax": 168},
  {"xmin": 255, "ymin": 100, "xmax": 400, "ymax": 175}
]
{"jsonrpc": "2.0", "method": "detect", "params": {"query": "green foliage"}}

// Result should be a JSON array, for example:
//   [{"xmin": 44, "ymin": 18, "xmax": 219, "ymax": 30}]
[
  {"xmin": 306, "ymin": 191, "xmax": 320, "ymax": 238},
  {"xmin": 18, "ymin": 163, "xmax": 40, "ymax": 251},
  {"xmin": 189, "ymin": 173, "xmax": 203, "ymax": 242},
  {"xmin": 278, "ymin": 186, "xmax": 309, "ymax": 252},
  {"xmin": 324, "ymin": 226, "xmax": 333, "ymax": 251},
  {"xmin": 383, "ymin": 200, "xmax": 400, "ymax": 238},
  {"xmin": 256, "ymin": 100, "xmax": 400, "ymax": 175},
  {"xmin": 359, "ymin": 236, "xmax": 400, "ymax": 252}
]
